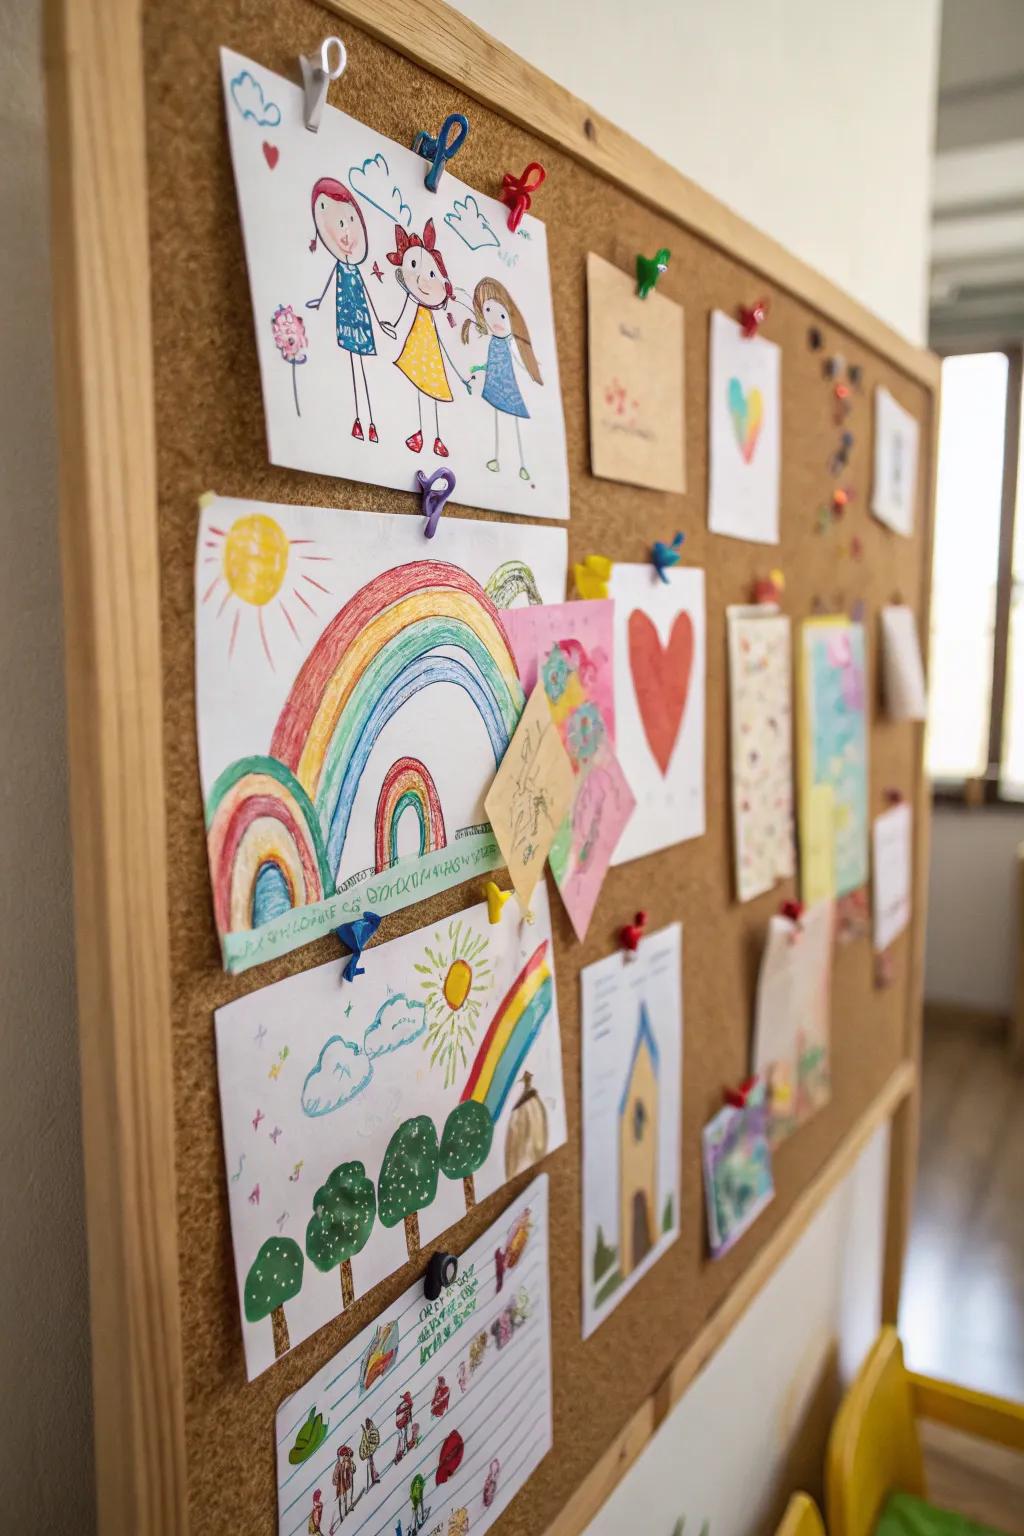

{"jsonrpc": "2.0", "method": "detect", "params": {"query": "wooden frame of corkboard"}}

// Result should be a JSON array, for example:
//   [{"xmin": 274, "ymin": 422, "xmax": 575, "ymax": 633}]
[{"xmin": 44, "ymin": 1, "xmax": 939, "ymax": 1532}]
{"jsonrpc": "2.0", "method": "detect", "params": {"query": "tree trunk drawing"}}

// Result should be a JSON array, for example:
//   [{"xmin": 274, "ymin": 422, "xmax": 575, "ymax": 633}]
[
  {"xmin": 271, "ymin": 1304, "xmax": 290, "ymax": 1359},
  {"xmin": 404, "ymin": 1211, "xmax": 421, "ymax": 1259},
  {"xmin": 340, "ymin": 1259, "xmax": 355, "ymax": 1308},
  {"xmin": 463, "ymin": 1175, "xmax": 476, "ymax": 1211}
]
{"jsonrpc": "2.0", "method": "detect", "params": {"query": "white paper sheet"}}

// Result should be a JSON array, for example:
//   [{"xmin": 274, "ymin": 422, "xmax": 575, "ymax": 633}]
[
  {"xmin": 275, "ymin": 1177, "xmax": 551, "ymax": 1536},
  {"xmin": 872, "ymin": 386, "xmax": 919, "ymax": 537},
  {"xmin": 708, "ymin": 310, "xmax": 781, "ymax": 544},
  {"xmin": 216, "ymin": 884, "xmax": 565, "ymax": 1381},
  {"xmin": 221, "ymin": 48, "xmax": 569, "ymax": 521},
  {"xmin": 872, "ymin": 803, "xmax": 912, "ymax": 953},
  {"xmin": 751, "ymin": 900, "xmax": 834, "ymax": 1144},
  {"xmin": 727, "ymin": 605, "xmax": 796, "ymax": 901},
  {"xmin": 580, "ymin": 924, "xmax": 682, "ymax": 1338},
  {"xmin": 196, "ymin": 493, "xmax": 566, "ymax": 971},
  {"xmin": 880, "ymin": 604, "xmax": 927, "ymax": 721},
  {"xmin": 608, "ymin": 564, "xmax": 706, "ymax": 864}
]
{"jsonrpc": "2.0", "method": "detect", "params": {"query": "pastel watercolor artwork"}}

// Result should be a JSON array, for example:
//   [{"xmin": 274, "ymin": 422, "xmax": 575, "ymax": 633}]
[
  {"xmin": 797, "ymin": 618, "xmax": 869, "ymax": 904},
  {"xmin": 275, "ymin": 1177, "xmax": 552, "ymax": 1536},
  {"xmin": 222, "ymin": 48, "xmax": 569, "ymax": 521},
  {"xmin": 702, "ymin": 1082, "xmax": 774, "ymax": 1257},
  {"xmin": 751, "ymin": 899, "xmax": 833, "ymax": 1145},
  {"xmin": 195, "ymin": 494, "xmax": 566, "ymax": 972},
  {"xmin": 708, "ymin": 310, "xmax": 781, "ymax": 544},
  {"xmin": 215, "ymin": 887, "xmax": 566, "ymax": 1380},
  {"xmin": 726, "ymin": 376, "xmax": 763, "ymax": 463}
]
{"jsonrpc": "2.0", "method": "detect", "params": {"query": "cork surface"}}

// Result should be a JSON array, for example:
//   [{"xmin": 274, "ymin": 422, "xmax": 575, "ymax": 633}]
[{"xmin": 144, "ymin": 4, "xmax": 933, "ymax": 1530}]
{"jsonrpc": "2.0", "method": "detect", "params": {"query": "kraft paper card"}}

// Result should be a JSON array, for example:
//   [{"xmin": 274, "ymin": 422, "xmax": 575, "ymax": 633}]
[{"xmin": 484, "ymin": 682, "xmax": 575, "ymax": 911}]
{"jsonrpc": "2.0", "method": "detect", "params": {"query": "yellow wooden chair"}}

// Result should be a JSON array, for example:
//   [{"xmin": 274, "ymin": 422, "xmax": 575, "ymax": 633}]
[
  {"xmin": 826, "ymin": 1327, "xmax": 1024, "ymax": 1536},
  {"xmin": 777, "ymin": 1493, "xmax": 827, "ymax": 1536}
]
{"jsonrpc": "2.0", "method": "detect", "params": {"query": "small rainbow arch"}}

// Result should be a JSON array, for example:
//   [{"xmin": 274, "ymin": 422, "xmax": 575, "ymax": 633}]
[
  {"xmin": 205, "ymin": 755, "xmax": 334, "ymax": 936},
  {"xmin": 271, "ymin": 561, "xmax": 524, "ymax": 878},
  {"xmin": 374, "ymin": 757, "xmax": 447, "ymax": 872},
  {"xmin": 461, "ymin": 941, "xmax": 552, "ymax": 1121},
  {"xmin": 484, "ymin": 560, "xmax": 542, "ymax": 609}
]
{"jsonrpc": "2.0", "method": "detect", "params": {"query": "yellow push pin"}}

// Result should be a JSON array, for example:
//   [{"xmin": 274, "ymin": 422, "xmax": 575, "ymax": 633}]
[
  {"xmin": 484, "ymin": 881, "xmax": 512, "ymax": 925},
  {"xmin": 574, "ymin": 554, "xmax": 613, "ymax": 600}
]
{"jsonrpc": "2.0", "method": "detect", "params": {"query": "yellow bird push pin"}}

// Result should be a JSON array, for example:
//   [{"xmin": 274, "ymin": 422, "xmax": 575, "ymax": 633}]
[
  {"xmin": 574, "ymin": 553, "xmax": 613, "ymax": 600},
  {"xmin": 484, "ymin": 881, "xmax": 512, "ymax": 925}
]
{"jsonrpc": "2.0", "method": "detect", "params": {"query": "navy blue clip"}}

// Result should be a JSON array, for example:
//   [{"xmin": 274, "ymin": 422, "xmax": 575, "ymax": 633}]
[
  {"xmin": 416, "ymin": 467, "xmax": 456, "ymax": 538},
  {"xmin": 651, "ymin": 532, "xmax": 684, "ymax": 583},
  {"xmin": 412, "ymin": 113, "xmax": 469, "ymax": 192},
  {"xmin": 335, "ymin": 911, "xmax": 382, "ymax": 981}
]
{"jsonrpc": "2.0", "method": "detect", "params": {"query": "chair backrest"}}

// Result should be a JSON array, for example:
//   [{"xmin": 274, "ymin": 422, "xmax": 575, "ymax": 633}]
[
  {"xmin": 826, "ymin": 1328, "xmax": 925, "ymax": 1536},
  {"xmin": 776, "ymin": 1492, "xmax": 826, "ymax": 1536}
]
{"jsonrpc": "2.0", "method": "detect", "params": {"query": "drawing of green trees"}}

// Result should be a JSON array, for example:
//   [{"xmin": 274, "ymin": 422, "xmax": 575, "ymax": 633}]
[
  {"xmin": 378, "ymin": 1115, "xmax": 440, "ymax": 1260},
  {"xmin": 244, "ymin": 1235, "xmax": 304, "ymax": 1358},
  {"xmin": 662, "ymin": 1194, "xmax": 675, "ymax": 1233},
  {"xmin": 439, "ymin": 1101, "xmax": 494, "ymax": 1211},
  {"xmin": 592, "ymin": 1225, "xmax": 616, "ymax": 1284},
  {"xmin": 306, "ymin": 1160, "xmax": 376, "ymax": 1309}
]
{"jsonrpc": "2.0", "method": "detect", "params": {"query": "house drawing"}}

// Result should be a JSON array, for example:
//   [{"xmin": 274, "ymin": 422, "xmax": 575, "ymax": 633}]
[{"xmin": 618, "ymin": 1003, "xmax": 660, "ymax": 1277}]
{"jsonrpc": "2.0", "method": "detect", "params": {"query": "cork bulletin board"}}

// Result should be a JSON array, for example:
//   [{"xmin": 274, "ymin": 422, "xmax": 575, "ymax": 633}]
[{"xmin": 46, "ymin": 2, "xmax": 939, "ymax": 1532}]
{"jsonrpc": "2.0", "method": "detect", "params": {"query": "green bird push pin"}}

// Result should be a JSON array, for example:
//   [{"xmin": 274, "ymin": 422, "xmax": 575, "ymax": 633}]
[{"xmin": 637, "ymin": 247, "xmax": 670, "ymax": 299}]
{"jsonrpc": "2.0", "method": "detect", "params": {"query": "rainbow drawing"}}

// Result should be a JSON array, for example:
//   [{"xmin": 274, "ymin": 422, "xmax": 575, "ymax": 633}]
[
  {"xmin": 461, "ymin": 941, "xmax": 553, "ymax": 1121},
  {"xmin": 374, "ymin": 757, "xmax": 447, "ymax": 872},
  {"xmin": 485, "ymin": 560, "xmax": 542, "ymax": 610},
  {"xmin": 206, "ymin": 561, "xmax": 524, "ymax": 940}
]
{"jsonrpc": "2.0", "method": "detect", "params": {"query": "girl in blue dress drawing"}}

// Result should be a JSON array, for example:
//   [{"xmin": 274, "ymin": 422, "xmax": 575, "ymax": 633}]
[
  {"xmin": 306, "ymin": 178, "xmax": 395, "ymax": 443},
  {"xmin": 461, "ymin": 278, "xmax": 543, "ymax": 480}
]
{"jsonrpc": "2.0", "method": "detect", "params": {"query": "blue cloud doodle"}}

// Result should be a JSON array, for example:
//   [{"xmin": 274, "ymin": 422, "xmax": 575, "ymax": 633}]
[
  {"xmin": 444, "ymin": 194, "xmax": 500, "ymax": 252},
  {"xmin": 302, "ymin": 994, "xmax": 427, "ymax": 1118},
  {"xmin": 229, "ymin": 69, "xmax": 282, "ymax": 129},
  {"xmin": 364, "ymin": 993, "xmax": 428, "ymax": 1059},
  {"xmin": 348, "ymin": 155, "xmax": 413, "ymax": 229}
]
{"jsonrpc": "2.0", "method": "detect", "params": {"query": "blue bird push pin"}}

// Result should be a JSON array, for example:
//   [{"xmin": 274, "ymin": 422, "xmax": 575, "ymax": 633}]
[
  {"xmin": 335, "ymin": 911, "xmax": 382, "ymax": 981},
  {"xmin": 652, "ymin": 532, "xmax": 685, "ymax": 582},
  {"xmin": 412, "ymin": 112, "xmax": 469, "ymax": 193}
]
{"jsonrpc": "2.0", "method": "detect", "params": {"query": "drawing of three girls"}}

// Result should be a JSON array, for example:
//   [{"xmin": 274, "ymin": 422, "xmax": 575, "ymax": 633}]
[{"xmin": 306, "ymin": 178, "xmax": 543, "ymax": 476}]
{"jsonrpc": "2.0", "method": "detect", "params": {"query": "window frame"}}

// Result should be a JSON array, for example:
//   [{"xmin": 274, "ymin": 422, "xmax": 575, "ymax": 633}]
[{"xmin": 930, "ymin": 341, "xmax": 1023, "ymax": 807}]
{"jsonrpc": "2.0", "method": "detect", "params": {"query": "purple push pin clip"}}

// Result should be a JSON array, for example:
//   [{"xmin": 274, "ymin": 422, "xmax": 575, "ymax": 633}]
[{"xmin": 416, "ymin": 467, "xmax": 457, "ymax": 538}]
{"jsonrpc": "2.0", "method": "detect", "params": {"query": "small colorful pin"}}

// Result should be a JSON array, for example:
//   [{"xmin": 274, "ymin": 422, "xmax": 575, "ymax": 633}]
[
  {"xmin": 484, "ymin": 881, "xmax": 512, "ymax": 925},
  {"xmin": 780, "ymin": 899, "xmax": 804, "ymax": 925},
  {"xmin": 724, "ymin": 1075, "xmax": 759, "ymax": 1109},
  {"xmin": 738, "ymin": 296, "xmax": 770, "ymax": 338},
  {"xmin": 500, "ymin": 161, "xmax": 545, "ymax": 232},
  {"xmin": 412, "ymin": 112, "xmax": 469, "ymax": 192},
  {"xmin": 335, "ymin": 911, "xmax": 383, "ymax": 981},
  {"xmin": 416, "ymin": 466, "xmax": 456, "ymax": 537},
  {"xmin": 299, "ymin": 35, "xmax": 347, "ymax": 133},
  {"xmin": 652, "ymin": 532, "xmax": 685, "ymax": 582},
  {"xmin": 620, "ymin": 909, "xmax": 648, "ymax": 955},
  {"xmin": 574, "ymin": 553, "xmax": 613, "ymax": 600},
  {"xmin": 884, "ymin": 787, "xmax": 904, "ymax": 806},
  {"xmin": 753, "ymin": 568, "xmax": 785, "ymax": 604},
  {"xmin": 831, "ymin": 486, "xmax": 851, "ymax": 519},
  {"xmin": 636, "ymin": 248, "xmax": 670, "ymax": 300},
  {"xmin": 808, "ymin": 325, "xmax": 825, "ymax": 351}
]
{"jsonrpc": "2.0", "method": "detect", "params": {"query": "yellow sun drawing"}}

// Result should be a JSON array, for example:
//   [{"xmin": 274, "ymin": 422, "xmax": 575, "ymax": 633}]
[
  {"xmin": 201, "ymin": 513, "xmax": 331, "ymax": 669},
  {"xmin": 415, "ymin": 920, "xmax": 494, "ymax": 1088}
]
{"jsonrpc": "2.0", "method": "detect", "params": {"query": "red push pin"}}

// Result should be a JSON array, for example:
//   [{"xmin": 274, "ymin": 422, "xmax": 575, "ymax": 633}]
[
  {"xmin": 780, "ymin": 899, "xmax": 804, "ymax": 924},
  {"xmin": 724, "ymin": 1075, "xmax": 759, "ymax": 1109},
  {"xmin": 739, "ymin": 296, "xmax": 770, "ymax": 338},
  {"xmin": 884, "ymin": 787, "xmax": 904, "ymax": 806},
  {"xmin": 620, "ymin": 910, "xmax": 648, "ymax": 955},
  {"xmin": 501, "ymin": 162, "xmax": 546, "ymax": 233}
]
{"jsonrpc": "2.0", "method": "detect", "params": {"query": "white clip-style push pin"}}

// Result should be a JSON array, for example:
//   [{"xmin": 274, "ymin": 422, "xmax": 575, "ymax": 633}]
[{"xmin": 300, "ymin": 36, "xmax": 346, "ymax": 133}]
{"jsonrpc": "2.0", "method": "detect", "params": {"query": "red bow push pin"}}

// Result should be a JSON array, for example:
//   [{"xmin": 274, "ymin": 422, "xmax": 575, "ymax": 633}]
[
  {"xmin": 724, "ymin": 1075, "xmax": 759, "ymax": 1109},
  {"xmin": 620, "ymin": 910, "xmax": 648, "ymax": 956},
  {"xmin": 739, "ymin": 296, "xmax": 770, "ymax": 338},
  {"xmin": 501, "ymin": 162, "xmax": 546, "ymax": 233}
]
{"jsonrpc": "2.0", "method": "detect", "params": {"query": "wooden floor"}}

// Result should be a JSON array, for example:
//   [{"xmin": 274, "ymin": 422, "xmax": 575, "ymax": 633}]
[{"xmin": 900, "ymin": 1012, "xmax": 1024, "ymax": 1402}]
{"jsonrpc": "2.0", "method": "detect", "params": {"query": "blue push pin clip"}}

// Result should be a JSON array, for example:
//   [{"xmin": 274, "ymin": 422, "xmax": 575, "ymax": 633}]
[
  {"xmin": 335, "ymin": 911, "xmax": 382, "ymax": 981},
  {"xmin": 412, "ymin": 113, "xmax": 469, "ymax": 192},
  {"xmin": 652, "ymin": 532, "xmax": 685, "ymax": 583},
  {"xmin": 416, "ymin": 466, "xmax": 456, "ymax": 538}
]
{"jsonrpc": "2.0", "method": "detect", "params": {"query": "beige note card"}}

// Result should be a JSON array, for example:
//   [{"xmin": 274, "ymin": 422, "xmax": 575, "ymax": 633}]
[
  {"xmin": 485, "ymin": 683, "xmax": 575, "ymax": 910},
  {"xmin": 587, "ymin": 252, "xmax": 686, "ymax": 494}
]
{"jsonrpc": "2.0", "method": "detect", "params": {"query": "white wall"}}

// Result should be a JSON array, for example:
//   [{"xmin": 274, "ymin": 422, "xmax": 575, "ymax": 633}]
[
  {"xmin": 925, "ymin": 806, "xmax": 1024, "ymax": 1014},
  {"xmin": 449, "ymin": 0, "xmax": 940, "ymax": 343},
  {"xmin": 585, "ymin": 1126, "xmax": 891, "ymax": 1536},
  {"xmin": 0, "ymin": 0, "xmax": 95, "ymax": 1529}
]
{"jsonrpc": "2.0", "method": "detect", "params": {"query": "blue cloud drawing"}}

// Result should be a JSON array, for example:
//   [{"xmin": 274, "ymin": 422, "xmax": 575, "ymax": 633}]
[
  {"xmin": 229, "ymin": 70, "xmax": 282, "ymax": 129},
  {"xmin": 301, "ymin": 1035, "xmax": 372, "ymax": 1118},
  {"xmin": 445, "ymin": 195, "xmax": 500, "ymax": 252},
  {"xmin": 348, "ymin": 155, "xmax": 413, "ymax": 229},
  {"xmin": 364, "ymin": 994, "xmax": 427, "ymax": 1060}
]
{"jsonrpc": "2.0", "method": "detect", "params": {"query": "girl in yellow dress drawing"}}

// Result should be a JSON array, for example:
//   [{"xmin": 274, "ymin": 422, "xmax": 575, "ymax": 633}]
[{"xmin": 386, "ymin": 220, "xmax": 470, "ymax": 458}]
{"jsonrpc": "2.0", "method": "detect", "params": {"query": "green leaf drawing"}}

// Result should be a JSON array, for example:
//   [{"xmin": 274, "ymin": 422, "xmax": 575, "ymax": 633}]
[
  {"xmin": 439, "ymin": 1101, "xmax": 493, "ymax": 1210},
  {"xmin": 289, "ymin": 1405, "xmax": 329, "ymax": 1465}
]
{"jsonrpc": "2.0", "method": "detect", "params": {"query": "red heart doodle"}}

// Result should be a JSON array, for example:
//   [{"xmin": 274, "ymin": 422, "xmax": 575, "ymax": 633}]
[
  {"xmin": 262, "ymin": 141, "xmax": 279, "ymax": 169},
  {"xmin": 627, "ymin": 608, "xmax": 694, "ymax": 775}
]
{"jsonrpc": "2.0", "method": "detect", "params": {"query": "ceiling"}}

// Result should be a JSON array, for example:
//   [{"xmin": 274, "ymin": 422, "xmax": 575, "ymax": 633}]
[{"xmin": 930, "ymin": 0, "xmax": 1024, "ymax": 349}]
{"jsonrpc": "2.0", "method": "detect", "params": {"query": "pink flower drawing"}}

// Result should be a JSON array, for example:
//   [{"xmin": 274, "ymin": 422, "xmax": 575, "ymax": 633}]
[{"xmin": 271, "ymin": 304, "xmax": 308, "ymax": 416}]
